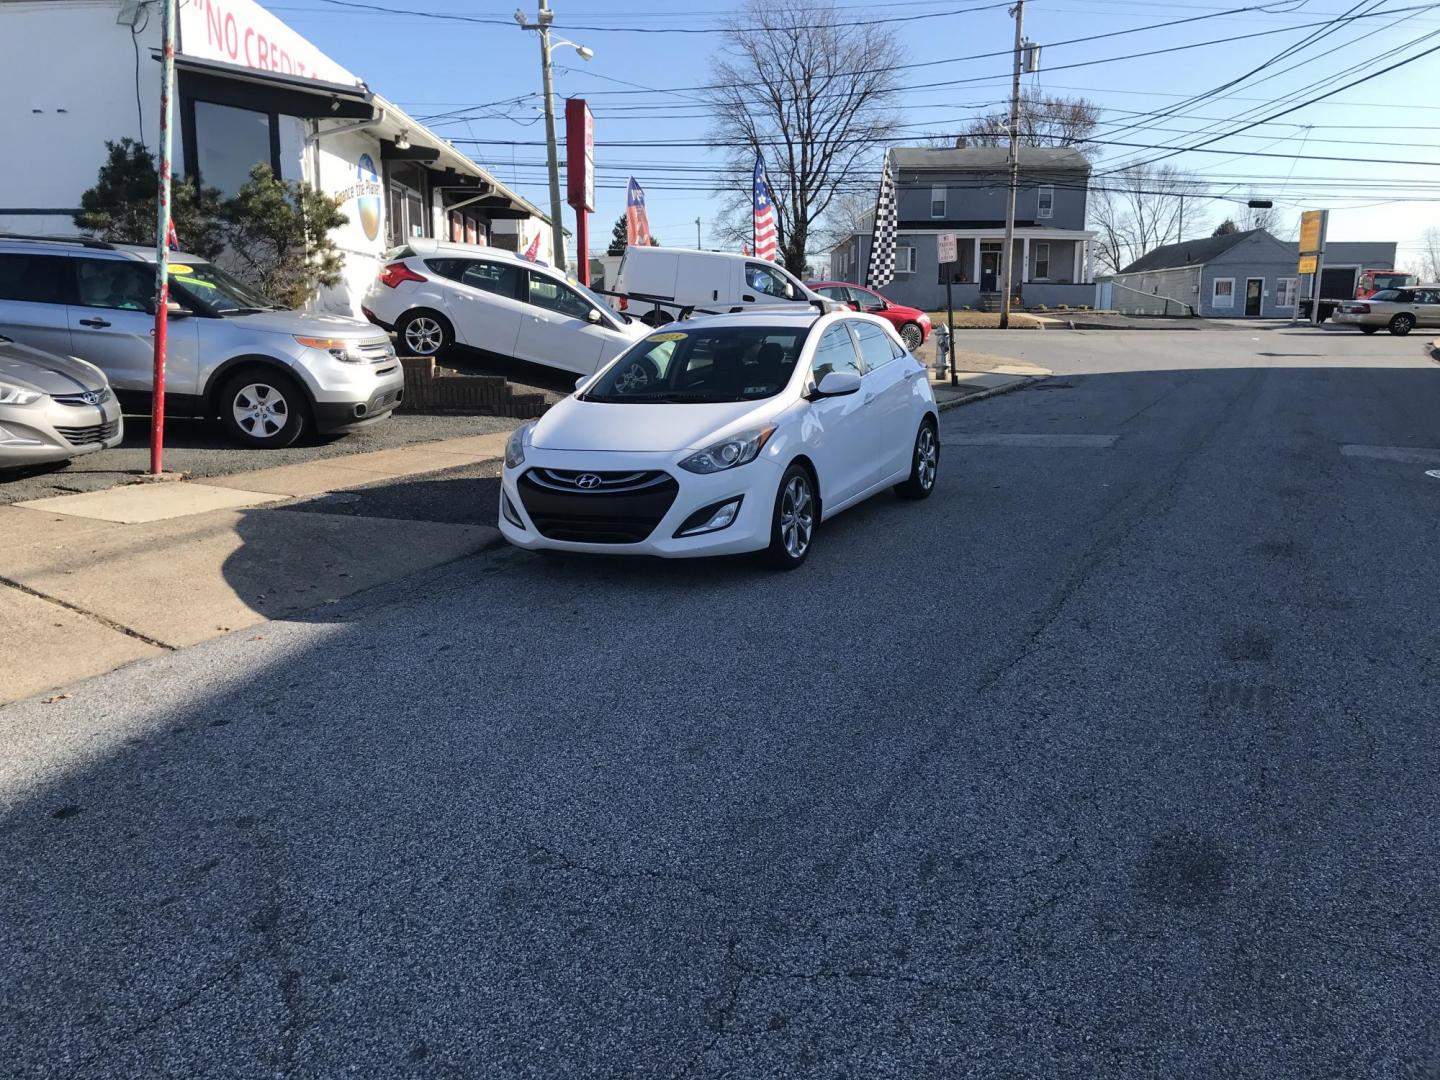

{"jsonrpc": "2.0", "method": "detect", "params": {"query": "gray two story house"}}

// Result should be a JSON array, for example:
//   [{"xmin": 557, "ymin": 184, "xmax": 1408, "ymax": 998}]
[{"xmin": 828, "ymin": 145, "xmax": 1098, "ymax": 311}]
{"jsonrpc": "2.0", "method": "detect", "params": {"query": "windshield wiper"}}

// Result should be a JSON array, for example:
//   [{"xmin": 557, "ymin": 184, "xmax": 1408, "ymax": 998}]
[{"xmin": 218, "ymin": 306, "xmax": 268, "ymax": 315}]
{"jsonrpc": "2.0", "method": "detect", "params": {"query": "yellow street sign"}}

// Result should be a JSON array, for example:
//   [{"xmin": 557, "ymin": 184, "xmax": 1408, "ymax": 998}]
[
  {"xmin": 1298, "ymin": 254, "xmax": 1318, "ymax": 274},
  {"xmin": 1299, "ymin": 210, "xmax": 1324, "ymax": 255}
]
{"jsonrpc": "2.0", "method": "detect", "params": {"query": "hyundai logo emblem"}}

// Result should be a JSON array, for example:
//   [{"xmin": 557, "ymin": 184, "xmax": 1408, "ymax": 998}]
[
  {"xmin": 574, "ymin": 473, "xmax": 603, "ymax": 489},
  {"xmin": 81, "ymin": 391, "xmax": 100, "ymax": 405}
]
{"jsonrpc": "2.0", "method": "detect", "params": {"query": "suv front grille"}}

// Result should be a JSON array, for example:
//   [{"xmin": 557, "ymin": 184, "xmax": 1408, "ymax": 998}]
[
  {"xmin": 55, "ymin": 420, "xmax": 119, "ymax": 447},
  {"xmin": 51, "ymin": 387, "xmax": 111, "ymax": 407},
  {"xmin": 518, "ymin": 469, "xmax": 679, "ymax": 543},
  {"xmin": 357, "ymin": 339, "xmax": 396, "ymax": 362}
]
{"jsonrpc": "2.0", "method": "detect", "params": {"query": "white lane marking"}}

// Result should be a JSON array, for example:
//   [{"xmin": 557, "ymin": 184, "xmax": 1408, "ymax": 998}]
[
  {"xmin": 949, "ymin": 434, "xmax": 1119, "ymax": 448},
  {"xmin": 1339, "ymin": 444, "xmax": 1440, "ymax": 465}
]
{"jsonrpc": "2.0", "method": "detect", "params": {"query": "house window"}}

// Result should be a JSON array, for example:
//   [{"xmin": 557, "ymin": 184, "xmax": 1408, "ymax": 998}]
[
  {"xmin": 1212, "ymin": 278, "xmax": 1235, "ymax": 308},
  {"xmin": 930, "ymin": 185, "xmax": 946, "ymax": 218},
  {"xmin": 1276, "ymin": 277, "xmax": 1297, "ymax": 308},
  {"xmin": 895, "ymin": 244, "xmax": 917, "ymax": 274},
  {"xmin": 1034, "ymin": 242, "xmax": 1050, "ymax": 280},
  {"xmin": 1037, "ymin": 185, "xmax": 1054, "ymax": 219}
]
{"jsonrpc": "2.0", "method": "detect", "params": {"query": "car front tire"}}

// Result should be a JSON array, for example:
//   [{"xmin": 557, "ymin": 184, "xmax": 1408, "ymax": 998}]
[
  {"xmin": 895, "ymin": 418, "xmax": 939, "ymax": 499},
  {"xmin": 219, "ymin": 369, "xmax": 308, "ymax": 448},
  {"xmin": 761, "ymin": 463, "xmax": 816, "ymax": 570},
  {"xmin": 1388, "ymin": 313, "xmax": 1415, "ymax": 337},
  {"xmin": 397, "ymin": 310, "xmax": 453, "ymax": 356}
]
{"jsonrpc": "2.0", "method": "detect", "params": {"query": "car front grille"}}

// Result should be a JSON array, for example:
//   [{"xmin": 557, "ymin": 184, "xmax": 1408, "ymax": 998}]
[
  {"xmin": 518, "ymin": 469, "xmax": 679, "ymax": 543},
  {"xmin": 357, "ymin": 339, "xmax": 396, "ymax": 362},
  {"xmin": 51, "ymin": 387, "xmax": 111, "ymax": 407},
  {"xmin": 54, "ymin": 420, "xmax": 120, "ymax": 447}
]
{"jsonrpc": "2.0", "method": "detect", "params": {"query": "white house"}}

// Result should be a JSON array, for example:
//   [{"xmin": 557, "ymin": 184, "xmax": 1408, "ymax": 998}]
[{"xmin": 0, "ymin": 0, "xmax": 554, "ymax": 317}]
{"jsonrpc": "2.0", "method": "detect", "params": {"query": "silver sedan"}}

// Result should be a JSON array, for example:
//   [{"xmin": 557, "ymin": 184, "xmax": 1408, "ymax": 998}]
[
  {"xmin": 0, "ymin": 336, "xmax": 122, "ymax": 469},
  {"xmin": 1332, "ymin": 286, "xmax": 1440, "ymax": 336}
]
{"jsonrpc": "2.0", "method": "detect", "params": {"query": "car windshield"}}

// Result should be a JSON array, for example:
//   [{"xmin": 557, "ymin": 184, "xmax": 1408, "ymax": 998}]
[
  {"xmin": 1372, "ymin": 274, "xmax": 1410, "ymax": 290},
  {"xmin": 583, "ymin": 324, "xmax": 809, "ymax": 404},
  {"xmin": 169, "ymin": 262, "xmax": 279, "ymax": 314}
]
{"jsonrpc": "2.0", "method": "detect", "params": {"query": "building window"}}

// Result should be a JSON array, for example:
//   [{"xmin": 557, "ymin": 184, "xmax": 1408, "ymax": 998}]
[
  {"xmin": 193, "ymin": 100, "xmax": 274, "ymax": 197},
  {"xmin": 1037, "ymin": 185, "xmax": 1054, "ymax": 219},
  {"xmin": 1212, "ymin": 278, "xmax": 1235, "ymax": 308},
  {"xmin": 930, "ymin": 185, "xmax": 946, "ymax": 218},
  {"xmin": 387, "ymin": 162, "xmax": 429, "ymax": 246},
  {"xmin": 1034, "ymin": 242, "xmax": 1050, "ymax": 280},
  {"xmin": 1276, "ymin": 277, "xmax": 1297, "ymax": 308},
  {"xmin": 896, "ymin": 244, "xmax": 917, "ymax": 274}
]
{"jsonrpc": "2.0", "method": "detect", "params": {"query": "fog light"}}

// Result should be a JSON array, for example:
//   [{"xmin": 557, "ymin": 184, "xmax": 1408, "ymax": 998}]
[
  {"xmin": 502, "ymin": 491, "xmax": 524, "ymax": 529},
  {"xmin": 0, "ymin": 422, "xmax": 45, "ymax": 447},
  {"xmin": 674, "ymin": 496, "xmax": 742, "ymax": 538}
]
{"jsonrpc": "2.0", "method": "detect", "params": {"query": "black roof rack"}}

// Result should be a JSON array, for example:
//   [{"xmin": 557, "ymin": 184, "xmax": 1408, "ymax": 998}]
[{"xmin": 0, "ymin": 233, "xmax": 116, "ymax": 250}]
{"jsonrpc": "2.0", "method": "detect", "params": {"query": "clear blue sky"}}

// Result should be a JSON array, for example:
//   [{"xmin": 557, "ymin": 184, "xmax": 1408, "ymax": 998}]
[{"xmin": 268, "ymin": 0, "xmax": 1440, "ymax": 270}]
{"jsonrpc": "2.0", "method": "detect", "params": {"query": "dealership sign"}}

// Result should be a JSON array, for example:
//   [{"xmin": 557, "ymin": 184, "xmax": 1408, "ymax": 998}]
[
  {"xmin": 178, "ymin": 0, "xmax": 360, "ymax": 85},
  {"xmin": 565, "ymin": 98, "xmax": 594, "ymax": 212}
]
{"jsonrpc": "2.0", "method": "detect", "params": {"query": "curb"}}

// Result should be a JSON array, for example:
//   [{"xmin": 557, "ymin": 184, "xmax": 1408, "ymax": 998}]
[
  {"xmin": 1429, "ymin": 338, "xmax": 1440, "ymax": 362},
  {"xmin": 936, "ymin": 375, "xmax": 1046, "ymax": 412}
]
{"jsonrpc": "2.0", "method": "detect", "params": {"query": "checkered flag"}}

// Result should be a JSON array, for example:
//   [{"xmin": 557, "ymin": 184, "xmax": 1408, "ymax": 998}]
[{"xmin": 865, "ymin": 151, "xmax": 897, "ymax": 290}]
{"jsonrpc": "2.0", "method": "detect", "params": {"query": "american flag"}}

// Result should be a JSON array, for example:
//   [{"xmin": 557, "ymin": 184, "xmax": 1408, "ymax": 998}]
[
  {"xmin": 625, "ymin": 177, "xmax": 652, "ymax": 246},
  {"xmin": 752, "ymin": 156, "xmax": 777, "ymax": 262},
  {"xmin": 865, "ymin": 151, "xmax": 898, "ymax": 290}
]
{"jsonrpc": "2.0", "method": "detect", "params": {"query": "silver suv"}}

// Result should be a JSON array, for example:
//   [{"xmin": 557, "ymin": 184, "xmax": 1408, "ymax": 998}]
[{"xmin": 0, "ymin": 235, "xmax": 405, "ymax": 448}]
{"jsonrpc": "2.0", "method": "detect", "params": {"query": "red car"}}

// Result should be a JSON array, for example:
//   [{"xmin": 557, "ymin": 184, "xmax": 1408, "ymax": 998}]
[{"xmin": 807, "ymin": 281, "xmax": 932, "ymax": 351}]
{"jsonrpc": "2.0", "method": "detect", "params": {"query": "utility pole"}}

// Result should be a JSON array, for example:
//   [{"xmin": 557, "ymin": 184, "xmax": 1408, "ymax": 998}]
[
  {"xmin": 695, "ymin": 216, "xmax": 702, "ymax": 249},
  {"xmin": 999, "ymin": 0, "xmax": 1024, "ymax": 330},
  {"xmin": 536, "ymin": 0, "xmax": 566, "ymax": 272},
  {"xmin": 1177, "ymin": 196, "xmax": 1184, "ymax": 243},
  {"xmin": 149, "ymin": 0, "xmax": 177, "ymax": 475}
]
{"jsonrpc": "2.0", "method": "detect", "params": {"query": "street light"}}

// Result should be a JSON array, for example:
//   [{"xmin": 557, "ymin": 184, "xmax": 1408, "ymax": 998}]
[{"xmin": 516, "ymin": 2, "xmax": 592, "ymax": 273}]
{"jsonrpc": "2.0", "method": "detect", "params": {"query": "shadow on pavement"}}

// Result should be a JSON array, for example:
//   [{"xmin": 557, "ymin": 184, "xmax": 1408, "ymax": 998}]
[{"xmin": 4, "ymin": 362, "xmax": 1440, "ymax": 1077}]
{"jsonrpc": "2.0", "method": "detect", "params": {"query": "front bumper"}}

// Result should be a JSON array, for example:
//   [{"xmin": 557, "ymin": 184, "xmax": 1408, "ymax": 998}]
[
  {"xmin": 0, "ymin": 393, "xmax": 123, "ymax": 468},
  {"xmin": 498, "ymin": 448, "xmax": 782, "ymax": 558}
]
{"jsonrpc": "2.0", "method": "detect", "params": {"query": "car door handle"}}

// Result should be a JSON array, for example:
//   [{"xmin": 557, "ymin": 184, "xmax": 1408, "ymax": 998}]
[
  {"xmin": 905, "ymin": 369, "xmax": 924, "ymax": 380},
  {"xmin": 865, "ymin": 392, "xmax": 876, "ymax": 403},
  {"xmin": 78, "ymin": 317, "xmax": 111, "ymax": 328}
]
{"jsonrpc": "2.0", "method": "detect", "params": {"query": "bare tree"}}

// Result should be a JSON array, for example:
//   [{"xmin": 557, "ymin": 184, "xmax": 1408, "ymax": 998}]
[
  {"xmin": 704, "ymin": 0, "xmax": 903, "ymax": 275},
  {"xmin": 1419, "ymin": 225, "xmax": 1440, "ymax": 280},
  {"xmin": 930, "ymin": 92, "xmax": 1101, "ymax": 155},
  {"xmin": 1090, "ymin": 164, "xmax": 1206, "ymax": 273}
]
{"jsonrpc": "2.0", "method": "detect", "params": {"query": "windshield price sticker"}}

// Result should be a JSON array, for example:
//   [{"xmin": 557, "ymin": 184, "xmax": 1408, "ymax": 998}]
[
  {"xmin": 168, "ymin": 265, "xmax": 194, "ymax": 275},
  {"xmin": 646, "ymin": 332, "xmax": 688, "ymax": 343}
]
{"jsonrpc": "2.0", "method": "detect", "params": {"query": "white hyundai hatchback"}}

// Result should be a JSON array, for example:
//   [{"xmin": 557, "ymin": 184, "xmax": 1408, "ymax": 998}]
[{"xmin": 498, "ymin": 309, "xmax": 939, "ymax": 568}]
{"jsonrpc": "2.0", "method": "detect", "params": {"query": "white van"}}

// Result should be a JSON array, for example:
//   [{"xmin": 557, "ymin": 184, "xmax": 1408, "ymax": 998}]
[{"xmin": 614, "ymin": 246, "xmax": 829, "ymax": 325}]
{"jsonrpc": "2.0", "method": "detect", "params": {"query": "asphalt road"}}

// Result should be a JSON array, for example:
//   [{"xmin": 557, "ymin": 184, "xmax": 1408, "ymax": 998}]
[{"xmin": 3, "ymin": 327, "xmax": 1439, "ymax": 1077}]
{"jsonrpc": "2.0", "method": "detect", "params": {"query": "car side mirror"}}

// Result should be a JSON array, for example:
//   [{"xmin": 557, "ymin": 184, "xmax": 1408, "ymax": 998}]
[
  {"xmin": 586, "ymin": 308, "xmax": 602, "ymax": 324},
  {"xmin": 166, "ymin": 300, "xmax": 192, "ymax": 320},
  {"xmin": 575, "ymin": 374, "xmax": 595, "ymax": 392},
  {"xmin": 808, "ymin": 370, "xmax": 862, "ymax": 399}
]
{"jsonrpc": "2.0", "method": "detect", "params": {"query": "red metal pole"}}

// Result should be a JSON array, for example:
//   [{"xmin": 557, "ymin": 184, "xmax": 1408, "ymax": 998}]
[
  {"xmin": 150, "ymin": 0, "xmax": 176, "ymax": 475},
  {"xmin": 575, "ymin": 207, "xmax": 589, "ymax": 286}
]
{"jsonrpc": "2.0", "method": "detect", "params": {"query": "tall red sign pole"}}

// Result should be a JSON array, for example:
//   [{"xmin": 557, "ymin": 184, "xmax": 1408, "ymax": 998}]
[
  {"xmin": 150, "ymin": 0, "xmax": 177, "ymax": 475},
  {"xmin": 565, "ymin": 99, "xmax": 594, "ymax": 286}
]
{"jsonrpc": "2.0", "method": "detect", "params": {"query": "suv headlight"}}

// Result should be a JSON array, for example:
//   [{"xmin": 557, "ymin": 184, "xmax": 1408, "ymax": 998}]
[
  {"xmin": 678, "ymin": 426, "xmax": 776, "ymax": 474},
  {"xmin": 293, "ymin": 336, "xmax": 374, "ymax": 363},
  {"xmin": 0, "ymin": 382, "xmax": 42, "ymax": 406},
  {"xmin": 505, "ymin": 422, "xmax": 534, "ymax": 469}
]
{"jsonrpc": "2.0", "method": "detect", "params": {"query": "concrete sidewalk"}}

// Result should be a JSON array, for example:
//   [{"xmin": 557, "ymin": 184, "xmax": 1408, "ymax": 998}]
[
  {"xmin": 932, "ymin": 363, "xmax": 1050, "ymax": 410},
  {"xmin": 0, "ymin": 432, "xmax": 510, "ymax": 704}
]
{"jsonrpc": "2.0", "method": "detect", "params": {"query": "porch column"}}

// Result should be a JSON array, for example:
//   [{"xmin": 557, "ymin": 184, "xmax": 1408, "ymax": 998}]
[
  {"xmin": 1021, "ymin": 237, "xmax": 1030, "ymax": 284},
  {"xmin": 1073, "ymin": 242, "xmax": 1081, "ymax": 284},
  {"xmin": 972, "ymin": 238, "xmax": 982, "ymax": 285},
  {"xmin": 1084, "ymin": 240, "xmax": 1094, "ymax": 284}
]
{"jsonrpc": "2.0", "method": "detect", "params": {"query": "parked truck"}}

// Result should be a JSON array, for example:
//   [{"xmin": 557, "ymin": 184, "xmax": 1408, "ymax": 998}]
[{"xmin": 1301, "ymin": 267, "xmax": 1416, "ymax": 322}]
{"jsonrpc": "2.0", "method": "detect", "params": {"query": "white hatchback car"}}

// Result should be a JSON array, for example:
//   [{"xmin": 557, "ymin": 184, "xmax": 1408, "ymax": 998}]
[
  {"xmin": 362, "ymin": 241, "xmax": 646, "ymax": 374},
  {"xmin": 498, "ymin": 309, "xmax": 939, "ymax": 568}
]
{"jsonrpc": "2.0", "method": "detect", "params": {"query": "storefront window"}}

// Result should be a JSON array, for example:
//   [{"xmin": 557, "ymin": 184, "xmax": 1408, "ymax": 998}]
[
  {"xmin": 387, "ymin": 163, "xmax": 428, "ymax": 246},
  {"xmin": 194, "ymin": 101, "xmax": 273, "ymax": 197}
]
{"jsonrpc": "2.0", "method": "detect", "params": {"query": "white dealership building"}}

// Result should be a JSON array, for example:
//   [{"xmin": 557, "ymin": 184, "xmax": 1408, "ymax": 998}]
[{"xmin": 1, "ymin": 0, "xmax": 554, "ymax": 316}]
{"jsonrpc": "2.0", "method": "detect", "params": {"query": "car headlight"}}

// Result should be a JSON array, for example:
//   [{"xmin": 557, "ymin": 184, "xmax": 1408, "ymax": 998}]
[
  {"xmin": 293, "ymin": 336, "xmax": 375, "ymax": 363},
  {"xmin": 0, "ymin": 381, "xmax": 42, "ymax": 406},
  {"xmin": 678, "ymin": 426, "xmax": 776, "ymax": 474},
  {"xmin": 505, "ymin": 422, "xmax": 534, "ymax": 469}
]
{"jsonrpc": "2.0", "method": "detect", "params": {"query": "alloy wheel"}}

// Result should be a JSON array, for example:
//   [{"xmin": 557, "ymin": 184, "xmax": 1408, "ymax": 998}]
[
  {"xmin": 916, "ymin": 425, "xmax": 938, "ymax": 490},
  {"xmin": 901, "ymin": 323, "xmax": 924, "ymax": 351},
  {"xmin": 404, "ymin": 316, "xmax": 444, "ymax": 354},
  {"xmin": 233, "ymin": 383, "xmax": 289, "ymax": 438},
  {"xmin": 780, "ymin": 474, "xmax": 814, "ymax": 558}
]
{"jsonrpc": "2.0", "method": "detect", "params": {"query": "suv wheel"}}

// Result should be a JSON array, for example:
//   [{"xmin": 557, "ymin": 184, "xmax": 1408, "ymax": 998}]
[
  {"xmin": 397, "ymin": 310, "xmax": 453, "ymax": 356},
  {"xmin": 219, "ymin": 370, "xmax": 308, "ymax": 449},
  {"xmin": 1388, "ymin": 313, "xmax": 1415, "ymax": 337}
]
